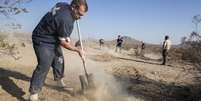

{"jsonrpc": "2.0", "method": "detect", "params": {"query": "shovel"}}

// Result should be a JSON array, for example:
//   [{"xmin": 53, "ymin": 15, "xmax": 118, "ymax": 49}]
[{"xmin": 76, "ymin": 20, "xmax": 95, "ymax": 93}]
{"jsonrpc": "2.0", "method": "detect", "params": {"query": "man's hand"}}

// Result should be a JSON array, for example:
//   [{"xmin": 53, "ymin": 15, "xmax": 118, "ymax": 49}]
[
  {"xmin": 77, "ymin": 49, "xmax": 86, "ymax": 63},
  {"xmin": 60, "ymin": 40, "xmax": 86, "ymax": 62}
]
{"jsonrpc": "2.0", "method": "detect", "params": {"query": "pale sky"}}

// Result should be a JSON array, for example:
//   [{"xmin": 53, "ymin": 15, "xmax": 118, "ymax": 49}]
[{"xmin": 0, "ymin": 0, "xmax": 201, "ymax": 44}]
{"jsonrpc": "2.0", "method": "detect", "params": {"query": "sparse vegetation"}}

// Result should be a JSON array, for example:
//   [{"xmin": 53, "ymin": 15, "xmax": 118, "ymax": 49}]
[
  {"xmin": 168, "ymin": 32, "xmax": 201, "ymax": 66},
  {"xmin": 181, "ymin": 32, "xmax": 201, "ymax": 65},
  {"xmin": 0, "ymin": 0, "xmax": 31, "ymax": 17},
  {"xmin": 0, "ymin": 33, "xmax": 20, "ymax": 60}
]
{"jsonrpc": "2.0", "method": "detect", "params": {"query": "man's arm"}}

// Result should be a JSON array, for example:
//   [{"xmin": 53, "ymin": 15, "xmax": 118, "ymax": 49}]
[
  {"xmin": 60, "ymin": 40, "xmax": 79, "ymax": 52},
  {"xmin": 60, "ymin": 40, "xmax": 85, "ymax": 61}
]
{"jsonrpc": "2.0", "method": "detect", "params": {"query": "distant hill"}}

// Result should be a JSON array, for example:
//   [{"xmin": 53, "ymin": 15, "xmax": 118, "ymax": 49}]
[
  {"xmin": 121, "ymin": 36, "xmax": 142, "ymax": 45},
  {"xmin": 106, "ymin": 36, "xmax": 140, "ymax": 44},
  {"xmin": 103, "ymin": 36, "xmax": 154, "ymax": 50}
]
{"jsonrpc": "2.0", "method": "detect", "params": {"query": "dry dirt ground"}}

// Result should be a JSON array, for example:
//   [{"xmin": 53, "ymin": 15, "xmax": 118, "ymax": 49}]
[{"xmin": 0, "ymin": 36, "xmax": 201, "ymax": 101}]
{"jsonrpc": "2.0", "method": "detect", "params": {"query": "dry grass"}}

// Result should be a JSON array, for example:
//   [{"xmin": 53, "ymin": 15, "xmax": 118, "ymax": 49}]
[
  {"xmin": 0, "ymin": 33, "xmax": 21, "ymax": 60},
  {"xmin": 168, "ymin": 32, "xmax": 201, "ymax": 67},
  {"xmin": 90, "ymin": 53, "xmax": 116, "ymax": 62}
]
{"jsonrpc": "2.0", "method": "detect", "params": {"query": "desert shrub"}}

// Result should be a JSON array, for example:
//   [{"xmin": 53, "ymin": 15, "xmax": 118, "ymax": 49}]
[
  {"xmin": 172, "ymin": 32, "xmax": 201, "ymax": 65},
  {"xmin": 0, "ymin": 33, "xmax": 20, "ymax": 60},
  {"xmin": 181, "ymin": 41, "xmax": 201, "ymax": 65},
  {"xmin": 0, "ymin": 34, "xmax": 7, "ymax": 48},
  {"xmin": 168, "ymin": 48, "xmax": 183, "ymax": 62}
]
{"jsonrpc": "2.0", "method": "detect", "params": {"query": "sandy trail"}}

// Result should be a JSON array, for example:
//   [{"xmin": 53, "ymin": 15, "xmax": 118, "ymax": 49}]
[
  {"xmin": 0, "ymin": 41, "xmax": 139, "ymax": 101},
  {"xmin": 0, "ymin": 38, "xmax": 199, "ymax": 101}
]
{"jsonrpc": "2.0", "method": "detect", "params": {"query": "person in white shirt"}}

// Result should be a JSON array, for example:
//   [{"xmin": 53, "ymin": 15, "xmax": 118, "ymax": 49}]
[{"xmin": 162, "ymin": 35, "xmax": 171, "ymax": 65}]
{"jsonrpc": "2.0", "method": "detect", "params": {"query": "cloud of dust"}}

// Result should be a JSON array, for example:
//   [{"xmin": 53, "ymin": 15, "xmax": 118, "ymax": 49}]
[{"xmin": 85, "ymin": 63, "xmax": 143, "ymax": 101}]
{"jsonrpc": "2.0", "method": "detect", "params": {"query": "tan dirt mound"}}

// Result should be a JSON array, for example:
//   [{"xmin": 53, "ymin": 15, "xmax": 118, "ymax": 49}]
[{"xmin": 89, "ymin": 53, "xmax": 116, "ymax": 62}]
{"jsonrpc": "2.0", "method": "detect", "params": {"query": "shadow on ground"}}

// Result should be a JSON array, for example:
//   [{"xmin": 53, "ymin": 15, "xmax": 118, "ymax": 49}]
[
  {"xmin": 114, "ymin": 71, "xmax": 201, "ymax": 101},
  {"xmin": 0, "ymin": 67, "xmax": 30, "ymax": 101},
  {"xmin": 117, "ymin": 57, "xmax": 162, "ymax": 66},
  {"xmin": 0, "ymin": 67, "xmax": 78, "ymax": 101}
]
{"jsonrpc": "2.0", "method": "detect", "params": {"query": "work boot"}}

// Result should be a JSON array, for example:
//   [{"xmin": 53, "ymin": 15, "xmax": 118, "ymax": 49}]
[{"xmin": 29, "ymin": 93, "xmax": 38, "ymax": 101}]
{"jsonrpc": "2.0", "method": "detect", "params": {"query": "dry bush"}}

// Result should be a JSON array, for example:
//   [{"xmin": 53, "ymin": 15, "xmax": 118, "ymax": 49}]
[
  {"xmin": 181, "ymin": 41, "xmax": 201, "ymax": 65},
  {"xmin": 0, "ymin": 0, "xmax": 31, "ymax": 17},
  {"xmin": 0, "ymin": 33, "xmax": 20, "ymax": 60},
  {"xmin": 171, "ymin": 32, "xmax": 201, "ymax": 66},
  {"xmin": 0, "ymin": 34, "xmax": 7, "ymax": 48},
  {"xmin": 170, "ymin": 50, "xmax": 181, "ymax": 62}
]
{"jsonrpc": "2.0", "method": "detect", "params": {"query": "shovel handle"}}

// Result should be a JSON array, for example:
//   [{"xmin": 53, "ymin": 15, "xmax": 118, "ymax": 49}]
[
  {"xmin": 76, "ymin": 20, "xmax": 84, "ymax": 52},
  {"xmin": 76, "ymin": 20, "xmax": 88, "ymax": 76}
]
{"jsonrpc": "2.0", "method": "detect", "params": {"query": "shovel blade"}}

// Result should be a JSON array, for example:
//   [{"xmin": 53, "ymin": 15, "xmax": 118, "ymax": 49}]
[{"xmin": 79, "ymin": 75, "xmax": 88, "ymax": 93}]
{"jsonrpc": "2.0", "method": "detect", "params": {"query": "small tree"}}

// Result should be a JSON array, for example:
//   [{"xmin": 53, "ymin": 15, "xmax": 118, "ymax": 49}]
[
  {"xmin": 192, "ymin": 15, "xmax": 201, "ymax": 34},
  {"xmin": 0, "ymin": 0, "xmax": 31, "ymax": 17}
]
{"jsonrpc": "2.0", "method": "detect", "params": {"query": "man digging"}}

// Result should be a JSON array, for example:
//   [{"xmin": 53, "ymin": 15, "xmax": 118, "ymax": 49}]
[{"xmin": 29, "ymin": 0, "xmax": 88, "ymax": 100}]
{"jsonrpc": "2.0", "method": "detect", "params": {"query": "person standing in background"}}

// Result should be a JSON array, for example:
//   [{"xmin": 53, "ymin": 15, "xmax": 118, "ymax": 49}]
[
  {"xmin": 140, "ymin": 41, "xmax": 145, "ymax": 56},
  {"xmin": 162, "ymin": 35, "xmax": 171, "ymax": 65},
  {"xmin": 99, "ymin": 38, "xmax": 104, "ymax": 49},
  {"xmin": 115, "ymin": 35, "xmax": 123, "ymax": 53}
]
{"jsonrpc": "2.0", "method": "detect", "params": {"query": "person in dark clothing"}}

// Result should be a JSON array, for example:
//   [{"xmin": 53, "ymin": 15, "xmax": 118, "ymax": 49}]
[
  {"xmin": 99, "ymin": 38, "xmax": 104, "ymax": 49},
  {"xmin": 141, "ymin": 41, "xmax": 145, "ymax": 56},
  {"xmin": 141, "ymin": 41, "xmax": 145, "ymax": 50},
  {"xmin": 115, "ymin": 35, "xmax": 123, "ymax": 53},
  {"xmin": 29, "ymin": 0, "xmax": 88, "ymax": 101}
]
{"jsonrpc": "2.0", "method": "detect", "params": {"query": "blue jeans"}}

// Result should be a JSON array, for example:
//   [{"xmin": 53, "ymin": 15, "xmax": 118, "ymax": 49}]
[{"xmin": 29, "ymin": 42, "xmax": 64, "ymax": 94}]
